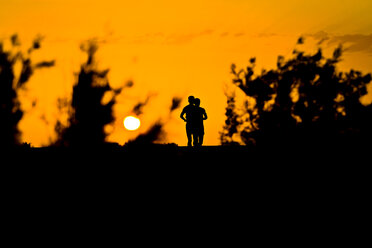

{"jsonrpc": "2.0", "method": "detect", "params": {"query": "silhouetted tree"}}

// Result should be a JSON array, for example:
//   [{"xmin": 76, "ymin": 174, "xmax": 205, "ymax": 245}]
[
  {"xmin": 131, "ymin": 93, "xmax": 156, "ymax": 116},
  {"xmin": 0, "ymin": 34, "xmax": 54, "ymax": 147},
  {"xmin": 128, "ymin": 121, "xmax": 164, "ymax": 145},
  {"xmin": 220, "ymin": 91, "xmax": 240, "ymax": 145},
  {"xmin": 225, "ymin": 40, "xmax": 372, "ymax": 149},
  {"xmin": 170, "ymin": 97, "xmax": 182, "ymax": 112},
  {"xmin": 126, "ymin": 97, "xmax": 182, "ymax": 145},
  {"xmin": 55, "ymin": 40, "xmax": 122, "ymax": 147}
]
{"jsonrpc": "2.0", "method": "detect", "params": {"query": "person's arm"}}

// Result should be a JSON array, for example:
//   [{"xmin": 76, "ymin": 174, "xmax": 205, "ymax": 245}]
[
  {"xmin": 203, "ymin": 109, "xmax": 208, "ymax": 120},
  {"xmin": 180, "ymin": 108, "xmax": 187, "ymax": 122}
]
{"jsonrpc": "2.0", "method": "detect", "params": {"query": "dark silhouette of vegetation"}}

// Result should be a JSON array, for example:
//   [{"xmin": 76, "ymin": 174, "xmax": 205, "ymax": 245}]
[
  {"xmin": 220, "ymin": 91, "xmax": 240, "ymax": 145},
  {"xmin": 126, "ymin": 97, "xmax": 182, "ymax": 145},
  {"xmin": 128, "ymin": 121, "xmax": 164, "ymax": 145},
  {"xmin": 53, "ymin": 39, "xmax": 181, "ymax": 148},
  {"xmin": 170, "ymin": 97, "xmax": 182, "ymax": 112},
  {"xmin": 222, "ymin": 38, "xmax": 372, "ymax": 149},
  {"xmin": 54, "ymin": 40, "xmax": 123, "ymax": 147},
  {"xmin": 0, "ymin": 34, "xmax": 55, "ymax": 147},
  {"xmin": 132, "ymin": 93, "xmax": 156, "ymax": 116}
]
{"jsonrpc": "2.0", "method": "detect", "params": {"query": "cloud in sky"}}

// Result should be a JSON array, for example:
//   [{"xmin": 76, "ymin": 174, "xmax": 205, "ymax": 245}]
[
  {"xmin": 331, "ymin": 34, "xmax": 372, "ymax": 55},
  {"xmin": 307, "ymin": 31, "xmax": 372, "ymax": 55}
]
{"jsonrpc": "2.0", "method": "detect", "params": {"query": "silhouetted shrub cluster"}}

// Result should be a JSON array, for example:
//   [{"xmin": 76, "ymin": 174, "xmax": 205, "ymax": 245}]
[
  {"xmin": 126, "ymin": 97, "xmax": 182, "ymax": 145},
  {"xmin": 54, "ymin": 40, "xmax": 182, "ymax": 148},
  {"xmin": 54, "ymin": 40, "xmax": 122, "ymax": 148},
  {"xmin": 222, "ymin": 39, "xmax": 372, "ymax": 149},
  {"xmin": 220, "ymin": 91, "xmax": 240, "ymax": 146},
  {"xmin": 1, "ymin": 33, "xmax": 182, "ymax": 149},
  {"xmin": 0, "ymin": 34, "xmax": 54, "ymax": 147}
]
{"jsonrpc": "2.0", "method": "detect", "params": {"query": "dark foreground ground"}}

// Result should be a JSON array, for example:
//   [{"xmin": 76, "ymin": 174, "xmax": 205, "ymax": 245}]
[
  {"xmin": 2, "ymin": 143, "xmax": 370, "ymax": 243},
  {"xmin": 3, "ymin": 143, "xmax": 369, "ymax": 201},
  {"xmin": 3, "ymin": 142, "xmax": 370, "ymax": 172}
]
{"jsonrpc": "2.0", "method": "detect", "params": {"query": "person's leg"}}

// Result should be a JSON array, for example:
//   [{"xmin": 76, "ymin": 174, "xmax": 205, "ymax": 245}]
[
  {"xmin": 193, "ymin": 126, "xmax": 200, "ymax": 146},
  {"xmin": 199, "ymin": 134, "xmax": 204, "ymax": 146},
  {"xmin": 198, "ymin": 126, "xmax": 204, "ymax": 146},
  {"xmin": 187, "ymin": 131, "xmax": 192, "ymax": 147},
  {"xmin": 193, "ymin": 133, "xmax": 198, "ymax": 147},
  {"xmin": 186, "ymin": 124, "xmax": 192, "ymax": 146}
]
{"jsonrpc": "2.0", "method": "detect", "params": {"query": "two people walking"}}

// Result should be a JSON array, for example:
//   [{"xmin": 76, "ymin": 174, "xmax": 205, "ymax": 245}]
[{"xmin": 180, "ymin": 96, "xmax": 208, "ymax": 147}]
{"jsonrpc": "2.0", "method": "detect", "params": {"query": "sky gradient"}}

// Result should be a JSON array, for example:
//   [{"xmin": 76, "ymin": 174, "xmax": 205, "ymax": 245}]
[{"xmin": 1, "ymin": 0, "xmax": 372, "ymax": 146}]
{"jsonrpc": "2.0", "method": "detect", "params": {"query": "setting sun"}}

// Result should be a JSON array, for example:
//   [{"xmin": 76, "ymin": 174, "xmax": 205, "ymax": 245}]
[{"xmin": 123, "ymin": 116, "xmax": 141, "ymax": 131}]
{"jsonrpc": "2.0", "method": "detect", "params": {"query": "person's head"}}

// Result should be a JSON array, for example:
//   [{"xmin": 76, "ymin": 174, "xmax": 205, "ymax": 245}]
[
  {"xmin": 194, "ymin": 98, "xmax": 200, "ymax": 107},
  {"xmin": 188, "ymin": 96, "xmax": 195, "ymax": 104}
]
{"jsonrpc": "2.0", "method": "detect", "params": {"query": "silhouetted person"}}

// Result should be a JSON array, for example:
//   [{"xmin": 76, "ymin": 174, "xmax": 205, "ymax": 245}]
[
  {"xmin": 192, "ymin": 98, "xmax": 207, "ymax": 146},
  {"xmin": 180, "ymin": 96, "xmax": 195, "ymax": 146}
]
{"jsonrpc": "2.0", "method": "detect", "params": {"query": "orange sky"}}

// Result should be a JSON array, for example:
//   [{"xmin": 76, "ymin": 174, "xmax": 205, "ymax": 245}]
[{"xmin": 1, "ymin": 0, "xmax": 372, "ymax": 146}]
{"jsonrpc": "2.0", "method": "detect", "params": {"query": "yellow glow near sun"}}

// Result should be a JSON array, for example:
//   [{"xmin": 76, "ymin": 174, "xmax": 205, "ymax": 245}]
[{"xmin": 123, "ymin": 116, "xmax": 141, "ymax": 131}]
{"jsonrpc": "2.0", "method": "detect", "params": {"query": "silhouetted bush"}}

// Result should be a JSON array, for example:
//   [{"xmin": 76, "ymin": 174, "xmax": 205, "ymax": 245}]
[
  {"xmin": 53, "ymin": 39, "xmax": 183, "ymax": 148},
  {"xmin": 0, "ymin": 34, "xmax": 54, "ymax": 147},
  {"xmin": 223, "ymin": 39, "xmax": 372, "ymax": 150},
  {"xmin": 125, "ymin": 97, "xmax": 182, "ymax": 145},
  {"xmin": 55, "ymin": 40, "xmax": 122, "ymax": 148},
  {"xmin": 220, "ymin": 91, "xmax": 241, "ymax": 145}
]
